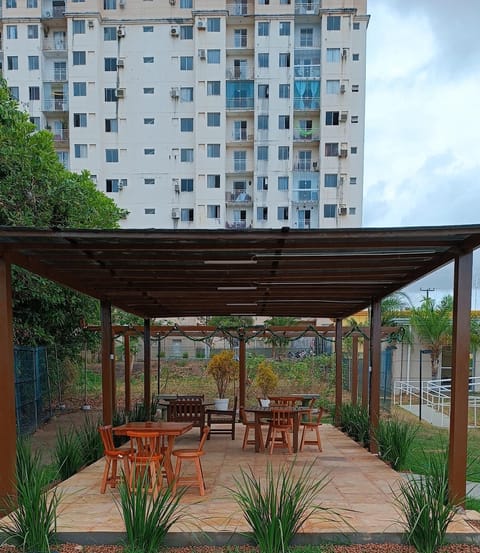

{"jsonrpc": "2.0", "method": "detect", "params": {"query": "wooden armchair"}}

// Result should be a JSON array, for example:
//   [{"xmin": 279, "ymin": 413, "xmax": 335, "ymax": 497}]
[
  {"xmin": 167, "ymin": 396, "xmax": 206, "ymax": 438},
  {"xmin": 206, "ymin": 396, "xmax": 237, "ymax": 440}
]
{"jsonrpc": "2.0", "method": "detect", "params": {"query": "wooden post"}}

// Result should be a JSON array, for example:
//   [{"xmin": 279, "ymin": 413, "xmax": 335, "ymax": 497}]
[
  {"xmin": 124, "ymin": 333, "xmax": 131, "ymax": 413},
  {"xmin": 238, "ymin": 330, "xmax": 246, "ymax": 413},
  {"xmin": 100, "ymin": 301, "xmax": 113, "ymax": 425},
  {"xmin": 369, "ymin": 299, "xmax": 381, "ymax": 454},
  {"xmin": 448, "ymin": 251, "xmax": 472, "ymax": 505},
  {"xmin": 334, "ymin": 318, "xmax": 343, "ymax": 425},
  {"xmin": 0, "ymin": 258, "xmax": 16, "ymax": 508},
  {"xmin": 144, "ymin": 319, "xmax": 151, "ymax": 419},
  {"xmin": 351, "ymin": 335, "xmax": 359, "ymax": 405},
  {"xmin": 362, "ymin": 337, "xmax": 369, "ymax": 408},
  {"xmin": 111, "ymin": 336, "xmax": 116, "ymax": 414}
]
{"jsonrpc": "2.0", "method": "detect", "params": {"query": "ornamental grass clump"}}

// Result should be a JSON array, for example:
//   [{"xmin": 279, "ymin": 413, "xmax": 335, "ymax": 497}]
[
  {"xmin": 375, "ymin": 416, "xmax": 419, "ymax": 471},
  {"xmin": 231, "ymin": 461, "xmax": 331, "ymax": 553},
  {"xmin": 54, "ymin": 427, "xmax": 83, "ymax": 481}
]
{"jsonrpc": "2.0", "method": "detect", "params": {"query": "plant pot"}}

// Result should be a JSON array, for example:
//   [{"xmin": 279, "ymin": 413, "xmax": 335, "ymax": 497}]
[
  {"xmin": 214, "ymin": 398, "xmax": 229, "ymax": 410},
  {"xmin": 260, "ymin": 398, "xmax": 270, "ymax": 407}
]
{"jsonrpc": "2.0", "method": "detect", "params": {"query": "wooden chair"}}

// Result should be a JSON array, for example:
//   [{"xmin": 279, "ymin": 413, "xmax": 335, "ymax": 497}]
[
  {"xmin": 126, "ymin": 430, "xmax": 164, "ymax": 499},
  {"xmin": 266, "ymin": 407, "xmax": 293, "ymax": 454},
  {"xmin": 167, "ymin": 396, "xmax": 206, "ymax": 438},
  {"xmin": 240, "ymin": 407, "xmax": 257, "ymax": 449},
  {"xmin": 98, "ymin": 425, "xmax": 130, "ymax": 494},
  {"xmin": 172, "ymin": 426, "xmax": 209, "ymax": 496},
  {"xmin": 299, "ymin": 407, "xmax": 324, "ymax": 452},
  {"xmin": 206, "ymin": 396, "xmax": 237, "ymax": 440}
]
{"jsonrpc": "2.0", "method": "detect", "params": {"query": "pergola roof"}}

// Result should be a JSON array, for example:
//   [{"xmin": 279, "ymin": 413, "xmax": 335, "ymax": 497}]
[{"xmin": 2, "ymin": 224, "xmax": 480, "ymax": 319}]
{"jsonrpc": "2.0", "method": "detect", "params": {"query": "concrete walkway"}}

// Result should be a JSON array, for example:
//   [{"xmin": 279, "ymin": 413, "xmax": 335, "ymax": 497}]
[{"xmin": 399, "ymin": 404, "xmax": 450, "ymax": 427}]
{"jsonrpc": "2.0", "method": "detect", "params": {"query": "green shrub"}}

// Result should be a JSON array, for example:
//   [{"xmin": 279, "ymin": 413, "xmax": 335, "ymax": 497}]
[
  {"xmin": 117, "ymin": 468, "xmax": 186, "ymax": 553},
  {"xmin": 54, "ymin": 427, "xmax": 83, "ymax": 480},
  {"xmin": 230, "ymin": 461, "xmax": 331, "ymax": 553},
  {"xmin": 76, "ymin": 415, "xmax": 104, "ymax": 466},
  {"xmin": 0, "ymin": 438, "xmax": 62, "ymax": 553},
  {"xmin": 375, "ymin": 417, "xmax": 419, "ymax": 471},
  {"xmin": 339, "ymin": 403, "xmax": 369, "ymax": 446}
]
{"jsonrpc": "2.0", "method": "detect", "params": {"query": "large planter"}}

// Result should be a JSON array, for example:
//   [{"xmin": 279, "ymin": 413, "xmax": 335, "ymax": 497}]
[
  {"xmin": 259, "ymin": 398, "xmax": 271, "ymax": 407},
  {"xmin": 214, "ymin": 398, "xmax": 229, "ymax": 410}
]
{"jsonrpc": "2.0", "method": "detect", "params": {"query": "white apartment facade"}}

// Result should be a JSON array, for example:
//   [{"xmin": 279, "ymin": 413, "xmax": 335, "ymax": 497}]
[{"xmin": 0, "ymin": 0, "xmax": 369, "ymax": 229}]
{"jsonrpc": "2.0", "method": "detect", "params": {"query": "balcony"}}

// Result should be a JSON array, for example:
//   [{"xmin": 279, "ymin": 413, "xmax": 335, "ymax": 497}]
[
  {"xmin": 295, "ymin": 0, "xmax": 320, "ymax": 15},
  {"xmin": 43, "ymin": 98, "xmax": 68, "ymax": 112},
  {"xmin": 292, "ymin": 189, "xmax": 319, "ymax": 203},
  {"xmin": 293, "ymin": 161, "xmax": 319, "ymax": 172},
  {"xmin": 51, "ymin": 128, "xmax": 69, "ymax": 143},
  {"xmin": 293, "ymin": 128, "xmax": 320, "ymax": 141},
  {"xmin": 226, "ymin": 68, "xmax": 254, "ymax": 80},
  {"xmin": 230, "ymin": 132, "xmax": 253, "ymax": 143},
  {"xmin": 225, "ymin": 221, "xmax": 251, "ymax": 230},
  {"xmin": 293, "ymin": 96, "xmax": 320, "ymax": 111},
  {"xmin": 43, "ymin": 38, "xmax": 67, "ymax": 54},
  {"xmin": 226, "ymin": 97, "xmax": 254, "ymax": 110},
  {"xmin": 294, "ymin": 65, "xmax": 320, "ymax": 78},
  {"xmin": 225, "ymin": 192, "xmax": 252, "ymax": 205},
  {"xmin": 43, "ymin": 70, "xmax": 68, "ymax": 82},
  {"xmin": 227, "ymin": 2, "xmax": 252, "ymax": 16},
  {"xmin": 42, "ymin": 4, "xmax": 65, "ymax": 19}
]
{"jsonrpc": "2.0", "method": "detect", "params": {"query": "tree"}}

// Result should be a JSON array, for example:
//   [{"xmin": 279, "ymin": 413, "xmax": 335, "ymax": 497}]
[
  {"xmin": 409, "ymin": 296, "xmax": 453, "ymax": 378},
  {"xmin": 381, "ymin": 292, "xmax": 410, "ymax": 326},
  {"xmin": 206, "ymin": 315, "xmax": 254, "ymax": 349},
  {"xmin": 0, "ymin": 79, "xmax": 126, "ymax": 389},
  {"xmin": 263, "ymin": 316, "xmax": 299, "ymax": 359}
]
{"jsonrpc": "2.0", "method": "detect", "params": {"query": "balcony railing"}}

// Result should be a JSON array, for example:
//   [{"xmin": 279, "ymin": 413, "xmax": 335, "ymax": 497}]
[
  {"xmin": 295, "ymin": 1, "xmax": 320, "ymax": 14},
  {"xmin": 43, "ymin": 39, "xmax": 66, "ymax": 53},
  {"xmin": 42, "ymin": 5, "xmax": 65, "ymax": 18},
  {"xmin": 231, "ymin": 132, "xmax": 253, "ymax": 141},
  {"xmin": 293, "ymin": 161, "xmax": 319, "ymax": 171},
  {"xmin": 51, "ymin": 129, "xmax": 69, "ymax": 141},
  {"xmin": 43, "ymin": 70, "xmax": 68, "ymax": 82},
  {"xmin": 226, "ymin": 221, "xmax": 251, "ymax": 230},
  {"xmin": 293, "ymin": 128, "xmax": 320, "ymax": 141},
  {"xmin": 296, "ymin": 221, "xmax": 312, "ymax": 229},
  {"xmin": 226, "ymin": 97, "xmax": 254, "ymax": 110},
  {"xmin": 293, "ymin": 97, "xmax": 320, "ymax": 110},
  {"xmin": 227, "ymin": 2, "xmax": 252, "ymax": 16},
  {"xmin": 226, "ymin": 69, "xmax": 253, "ymax": 80},
  {"xmin": 226, "ymin": 192, "xmax": 252, "ymax": 204},
  {"xmin": 292, "ymin": 190, "xmax": 319, "ymax": 202},
  {"xmin": 43, "ymin": 98, "xmax": 68, "ymax": 112},
  {"xmin": 294, "ymin": 65, "xmax": 320, "ymax": 78}
]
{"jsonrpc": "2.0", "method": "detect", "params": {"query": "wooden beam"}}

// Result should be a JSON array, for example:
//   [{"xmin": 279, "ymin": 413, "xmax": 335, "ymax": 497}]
[
  {"xmin": 144, "ymin": 319, "xmax": 151, "ymax": 419},
  {"xmin": 351, "ymin": 336, "xmax": 359, "ymax": 405},
  {"xmin": 448, "ymin": 251, "xmax": 472, "ymax": 505},
  {"xmin": 100, "ymin": 301, "xmax": 113, "ymax": 425},
  {"xmin": 124, "ymin": 334, "xmax": 131, "ymax": 413},
  {"xmin": 334, "ymin": 318, "xmax": 343, "ymax": 425},
  {"xmin": 362, "ymin": 338, "xmax": 369, "ymax": 408},
  {"xmin": 0, "ymin": 258, "xmax": 16, "ymax": 509},
  {"xmin": 238, "ymin": 330, "xmax": 246, "ymax": 413},
  {"xmin": 369, "ymin": 299, "xmax": 381, "ymax": 454}
]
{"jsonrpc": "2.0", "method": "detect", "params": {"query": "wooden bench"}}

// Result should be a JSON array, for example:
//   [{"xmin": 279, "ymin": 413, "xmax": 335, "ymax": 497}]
[{"xmin": 166, "ymin": 395, "xmax": 206, "ymax": 438}]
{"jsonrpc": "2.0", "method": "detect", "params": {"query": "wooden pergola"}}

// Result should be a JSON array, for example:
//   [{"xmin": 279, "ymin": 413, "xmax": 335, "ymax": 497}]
[{"xmin": 0, "ymin": 225, "xmax": 478, "ymax": 506}]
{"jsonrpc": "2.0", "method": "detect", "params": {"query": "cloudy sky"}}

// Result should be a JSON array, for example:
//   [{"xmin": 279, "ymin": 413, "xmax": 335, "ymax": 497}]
[{"xmin": 362, "ymin": 0, "xmax": 480, "ymax": 305}]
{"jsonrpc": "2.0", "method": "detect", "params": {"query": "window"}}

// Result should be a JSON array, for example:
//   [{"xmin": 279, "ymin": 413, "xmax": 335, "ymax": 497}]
[
  {"xmin": 352, "ymin": 53, "xmax": 360, "ymax": 61},
  {"xmin": 207, "ymin": 175, "xmax": 221, "ymax": 188},
  {"xmin": 180, "ymin": 0, "xmax": 192, "ymax": 7},
  {"xmin": 144, "ymin": 208, "xmax": 155, "ymax": 215},
  {"xmin": 258, "ymin": 53, "xmax": 269, "ymax": 68},
  {"xmin": 27, "ymin": 24, "xmax": 39, "ymax": 38},
  {"xmin": 207, "ymin": 205, "xmax": 220, "ymax": 219},
  {"xmin": 327, "ymin": 15, "xmax": 341, "ymax": 30},
  {"xmin": 180, "ymin": 87, "xmax": 193, "ymax": 101},
  {"xmin": 180, "ymin": 118, "xmax": 193, "ymax": 132},
  {"xmin": 207, "ymin": 112, "xmax": 221, "ymax": 127},
  {"xmin": 7, "ymin": 56, "xmax": 18, "ymax": 70},
  {"xmin": 104, "ymin": 58, "xmax": 117, "ymax": 71},
  {"xmin": 104, "ymin": 88, "xmax": 117, "ymax": 101},
  {"xmin": 279, "ymin": 22, "xmax": 290, "ymax": 36},
  {"xmin": 181, "ymin": 208, "xmax": 194, "ymax": 222},
  {"xmin": 325, "ymin": 143, "xmax": 339, "ymax": 156},
  {"xmin": 105, "ymin": 118, "xmax": 118, "ymax": 132},
  {"xmin": 349, "ymin": 207, "xmax": 356, "ymax": 215},
  {"xmin": 181, "ymin": 178, "xmax": 194, "ymax": 192},
  {"xmin": 258, "ymin": 84, "xmax": 269, "ymax": 98},
  {"xmin": 258, "ymin": 0, "xmax": 269, "ymax": 4},
  {"xmin": 279, "ymin": 84, "xmax": 290, "ymax": 98},
  {"xmin": 353, "ymin": 22, "xmax": 360, "ymax": 30},
  {"xmin": 257, "ymin": 146, "xmax": 268, "ymax": 161},
  {"xmin": 207, "ymin": 49, "xmax": 220, "ymax": 63},
  {"xmin": 207, "ymin": 81, "xmax": 221, "ymax": 96},
  {"xmin": 144, "ymin": 117, "xmax": 155, "ymax": 125},
  {"xmin": 257, "ymin": 115, "xmax": 268, "ymax": 130},
  {"xmin": 8, "ymin": 87, "xmax": 19, "ymax": 100},
  {"xmin": 351, "ymin": 146, "xmax": 358, "ymax": 154},
  {"xmin": 351, "ymin": 115, "xmax": 359, "ymax": 123},
  {"xmin": 299, "ymin": 28, "xmax": 313, "ymax": 47},
  {"xmin": 144, "ymin": 178, "xmax": 155, "ymax": 185},
  {"xmin": 326, "ymin": 80, "xmax": 340, "ymax": 94},
  {"xmin": 144, "ymin": 148, "xmax": 155, "ymax": 155},
  {"xmin": 106, "ymin": 148, "xmax": 119, "ymax": 162},
  {"xmin": 177, "ymin": 25, "xmax": 192, "ymax": 40},
  {"xmin": 257, "ymin": 207, "xmax": 268, "ymax": 221},
  {"xmin": 30, "ymin": 117, "xmax": 40, "ymax": 129},
  {"xmin": 72, "ymin": 20, "xmax": 85, "ymax": 34},
  {"xmin": 278, "ymin": 207, "xmax": 288, "ymax": 220},
  {"xmin": 279, "ymin": 53, "xmax": 290, "ymax": 67},
  {"xmin": 104, "ymin": 27, "xmax": 117, "ymax": 40},
  {"xmin": 325, "ymin": 111, "xmax": 339, "ymax": 125},
  {"xmin": 257, "ymin": 176, "xmax": 268, "ymax": 191},
  {"xmin": 143, "ymin": 56, "xmax": 154, "ymax": 63},
  {"xmin": 104, "ymin": 0, "xmax": 116, "ymax": 8},
  {"xmin": 352, "ymin": 84, "xmax": 360, "ymax": 92},
  {"xmin": 180, "ymin": 56, "xmax": 193, "ymax": 70},
  {"xmin": 29, "ymin": 87, "xmax": 40, "ymax": 100},
  {"xmin": 258, "ymin": 22, "xmax": 270, "ymax": 36},
  {"xmin": 323, "ymin": 204, "xmax": 336, "ymax": 218},
  {"xmin": 278, "ymin": 146, "xmax": 289, "ymax": 160},
  {"xmin": 6, "ymin": 26, "xmax": 17, "ymax": 39},
  {"xmin": 207, "ymin": 144, "xmax": 221, "ymax": 158},
  {"xmin": 27, "ymin": 0, "xmax": 38, "ymax": 6},
  {"xmin": 73, "ymin": 82, "xmax": 86, "ymax": 96},
  {"xmin": 74, "ymin": 113, "xmax": 87, "ymax": 127},
  {"xmin": 73, "ymin": 51, "xmax": 86, "ymax": 65},
  {"xmin": 324, "ymin": 174, "xmax": 337, "ymax": 188},
  {"xmin": 280, "ymin": 0, "xmax": 290, "ymax": 3},
  {"xmin": 106, "ymin": 179, "xmax": 119, "ymax": 193},
  {"xmin": 234, "ymin": 151, "xmax": 246, "ymax": 171},
  {"xmin": 207, "ymin": 18, "xmax": 220, "ymax": 32},
  {"xmin": 74, "ymin": 144, "xmax": 87, "ymax": 158},
  {"xmin": 350, "ymin": 177, "xmax": 357, "ymax": 185},
  {"xmin": 28, "ymin": 56, "xmax": 39, "ymax": 70},
  {"xmin": 6, "ymin": 0, "xmax": 17, "ymax": 6},
  {"xmin": 143, "ymin": 87, "xmax": 154, "ymax": 94},
  {"xmin": 181, "ymin": 148, "xmax": 194, "ymax": 162},
  {"xmin": 234, "ymin": 29, "xmax": 247, "ymax": 48},
  {"xmin": 278, "ymin": 176, "xmax": 288, "ymax": 191},
  {"xmin": 278, "ymin": 115, "xmax": 290, "ymax": 129},
  {"xmin": 326, "ymin": 48, "xmax": 341, "ymax": 63},
  {"xmin": 143, "ymin": 25, "xmax": 153, "ymax": 32}
]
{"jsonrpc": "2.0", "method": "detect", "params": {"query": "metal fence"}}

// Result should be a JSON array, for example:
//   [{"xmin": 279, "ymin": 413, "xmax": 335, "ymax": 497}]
[{"xmin": 15, "ymin": 346, "xmax": 52, "ymax": 435}]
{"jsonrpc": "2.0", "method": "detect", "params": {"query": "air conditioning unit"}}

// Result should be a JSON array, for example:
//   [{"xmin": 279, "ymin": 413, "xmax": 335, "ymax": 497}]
[
  {"xmin": 169, "ymin": 0, "xmax": 175, "ymax": 4},
  {"xmin": 340, "ymin": 84, "xmax": 346, "ymax": 94},
  {"xmin": 198, "ymin": 48, "xmax": 206, "ymax": 59},
  {"xmin": 340, "ymin": 111, "xmax": 348, "ymax": 122},
  {"xmin": 119, "ymin": 0, "xmax": 125, "ymax": 7},
  {"xmin": 339, "ymin": 143, "xmax": 348, "ymax": 158},
  {"xmin": 197, "ymin": 19, "xmax": 206, "ymax": 30},
  {"xmin": 117, "ymin": 26, "xmax": 126, "ymax": 37},
  {"xmin": 170, "ymin": 26, "xmax": 179, "ymax": 36},
  {"xmin": 339, "ymin": 173, "xmax": 347, "ymax": 185},
  {"xmin": 338, "ymin": 205, "xmax": 347, "ymax": 216},
  {"xmin": 119, "ymin": 179, "xmax": 128, "ymax": 190},
  {"xmin": 171, "ymin": 208, "xmax": 180, "ymax": 219},
  {"xmin": 116, "ymin": 88, "xmax": 125, "ymax": 99},
  {"xmin": 170, "ymin": 87, "xmax": 179, "ymax": 98},
  {"xmin": 312, "ymin": 161, "xmax": 319, "ymax": 171},
  {"xmin": 117, "ymin": 59, "xmax": 125, "ymax": 68},
  {"xmin": 88, "ymin": 20, "xmax": 94, "ymax": 29}
]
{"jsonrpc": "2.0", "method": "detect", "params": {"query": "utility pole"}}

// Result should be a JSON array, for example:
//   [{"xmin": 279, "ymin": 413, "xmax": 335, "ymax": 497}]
[{"xmin": 420, "ymin": 287, "xmax": 435, "ymax": 299}]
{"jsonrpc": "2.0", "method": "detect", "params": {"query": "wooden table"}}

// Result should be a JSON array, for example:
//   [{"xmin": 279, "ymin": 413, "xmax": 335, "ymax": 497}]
[
  {"xmin": 244, "ymin": 406, "xmax": 311, "ymax": 453},
  {"xmin": 113, "ymin": 421, "xmax": 193, "ymax": 484}
]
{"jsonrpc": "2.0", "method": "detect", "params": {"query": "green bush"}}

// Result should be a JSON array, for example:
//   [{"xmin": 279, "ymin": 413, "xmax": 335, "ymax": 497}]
[
  {"xmin": 339, "ymin": 403, "xmax": 369, "ymax": 446},
  {"xmin": 76, "ymin": 415, "xmax": 104, "ymax": 466},
  {"xmin": 54, "ymin": 427, "xmax": 83, "ymax": 480},
  {"xmin": 230, "ymin": 461, "xmax": 331, "ymax": 553},
  {"xmin": 375, "ymin": 417, "xmax": 419, "ymax": 471}
]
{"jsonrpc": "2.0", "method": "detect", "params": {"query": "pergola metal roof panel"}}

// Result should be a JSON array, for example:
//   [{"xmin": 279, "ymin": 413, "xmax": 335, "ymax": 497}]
[{"xmin": 2, "ymin": 225, "xmax": 480, "ymax": 319}]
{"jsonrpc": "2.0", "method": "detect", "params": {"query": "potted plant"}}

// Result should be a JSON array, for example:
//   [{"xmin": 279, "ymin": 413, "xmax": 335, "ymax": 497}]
[
  {"xmin": 254, "ymin": 360, "xmax": 279, "ymax": 407},
  {"xmin": 206, "ymin": 350, "xmax": 239, "ymax": 410}
]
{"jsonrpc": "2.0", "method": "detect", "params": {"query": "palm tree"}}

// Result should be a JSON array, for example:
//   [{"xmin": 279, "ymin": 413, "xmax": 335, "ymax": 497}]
[
  {"xmin": 409, "ymin": 296, "xmax": 453, "ymax": 378},
  {"xmin": 381, "ymin": 292, "xmax": 410, "ymax": 326}
]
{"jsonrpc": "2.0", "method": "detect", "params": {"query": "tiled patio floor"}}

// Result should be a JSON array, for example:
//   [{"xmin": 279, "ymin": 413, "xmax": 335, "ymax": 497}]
[{"xmin": 25, "ymin": 424, "xmax": 480, "ymax": 545}]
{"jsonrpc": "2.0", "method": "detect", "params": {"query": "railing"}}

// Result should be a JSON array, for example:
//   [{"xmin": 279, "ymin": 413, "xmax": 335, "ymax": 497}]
[
  {"xmin": 43, "ymin": 70, "xmax": 68, "ymax": 82},
  {"xmin": 226, "ymin": 221, "xmax": 251, "ymax": 229},
  {"xmin": 226, "ymin": 69, "xmax": 254, "ymax": 80},
  {"xmin": 226, "ymin": 192, "xmax": 252, "ymax": 203},
  {"xmin": 294, "ymin": 65, "xmax": 320, "ymax": 78},
  {"xmin": 227, "ymin": 2, "xmax": 252, "ymax": 16},
  {"xmin": 42, "ymin": 5, "xmax": 65, "ymax": 18},
  {"xmin": 296, "ymin": 221, "xmax": 311, "ymax": 229},
  {"xmin": 43, "ymin": 39, "xmax": 67, "ymax": 53},
  {"xmin": 292, "ymin": 190, "xmax": 319, "ymax": 202},
  {"xmin": 293, "ymin": 128, "xmax": 320, "ymax": 141},
  {"xmin": 293, "ymin": 162, "xmax": 319, "ymax": 171},
  {"xmin": 226, "ymin": 97, "xmax": 254, "ymax": 110},
  {"xmin": 231, "ymin": 132, "xmax": 253, "ymax": 142},
  {"xmin": 293, "ymin": 97, "xmax": 320, "ymax": 110},
  {"xmin": 43, "ymin": 99, "xmax": 68, "ymax": 111},
  {"xmin": 51, "ymin": 129, "xmax": 69, "ymax": 141},
  {"xmin": 295, "ymin": 0, "xmax": 320, "ymax": 14}
]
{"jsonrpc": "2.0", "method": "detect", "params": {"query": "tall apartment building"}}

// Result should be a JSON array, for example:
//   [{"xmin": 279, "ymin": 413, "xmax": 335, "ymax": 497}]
[{"xmin": 0, "ymin": 0, "xmax": 368, "ymax": 229}]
